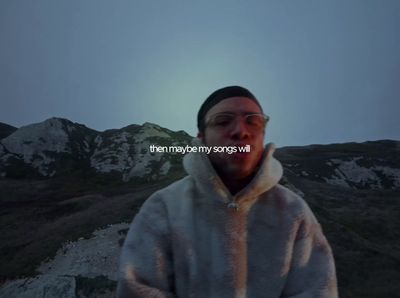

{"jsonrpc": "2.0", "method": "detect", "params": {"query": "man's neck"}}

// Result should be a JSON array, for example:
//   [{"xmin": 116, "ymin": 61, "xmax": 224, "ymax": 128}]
[{"xmin": 218, "ymin": 172, "xmax": 256, "ymax": 196}]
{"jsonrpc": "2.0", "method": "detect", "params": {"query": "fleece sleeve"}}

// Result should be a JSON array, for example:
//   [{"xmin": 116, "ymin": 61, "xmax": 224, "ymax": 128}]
[
  {"xmin": 281, "ymin": 207, "xmax": 338, "ymax": 298},
  {"xmin": 116, "ymin": 194, "xmax": 176, "ymax": 298}
]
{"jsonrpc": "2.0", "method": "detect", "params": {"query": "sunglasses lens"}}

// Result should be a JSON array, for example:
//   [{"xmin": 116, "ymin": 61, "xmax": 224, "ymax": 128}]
[
  {"xmin": 246, "ymin": 115, "xmax": 266, "ymax": 129},
  {"xmin": 212, "ymin": 114, "xmax": 235, "ymax": 127},
  {"xmin": 207, "ymin": 113, "xmax": 268, "ymax": 131}
]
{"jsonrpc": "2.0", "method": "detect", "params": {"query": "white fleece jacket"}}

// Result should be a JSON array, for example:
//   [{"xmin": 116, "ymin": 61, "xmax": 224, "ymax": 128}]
[{"xmin": 117, "ymin": 142, "xmax": 338, "ymax": 298}]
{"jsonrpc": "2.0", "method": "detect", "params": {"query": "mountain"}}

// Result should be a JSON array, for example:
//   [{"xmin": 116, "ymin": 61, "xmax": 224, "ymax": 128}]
[
  {"xmin": 0, "ymin": 118, "xmax": 399, "ymax": 297},
  {"xmin": 0, "ymin": 118, "xmax": 97, "ymax": 178},
  {"xmin": 0, "ymin": 118, "xmax": 191, "ymax": 181},
  {"xmin": 89, "ymin": 122, "xmax": 190, "ymax": 182},
  {"xmin": 2, "ymin": 118, "xmax": 399, "ymax": 191},
  {"xmin": 276, "ymin": 140, "xmax": 400, "ymax": 190},
  {"xmin": 0, "ymin": 122, "xmax": 17, "ymax": 140}
]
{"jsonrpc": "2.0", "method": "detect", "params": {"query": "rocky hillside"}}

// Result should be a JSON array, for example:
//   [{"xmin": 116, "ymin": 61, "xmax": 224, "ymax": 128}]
[
  {"xmin": 277, "ymin": 140, "xmax": 400, "ymax": 297},
  {"xmin": 0, "ymin": 118, "xmax": 399, "ymax": 298},
  {"xmin": 276, "ymin": 140, "xmax": 400, "ymax": 190},
  {"xmin": 0, "ymin": 117, "xmax": 191, "ymax": 181}
]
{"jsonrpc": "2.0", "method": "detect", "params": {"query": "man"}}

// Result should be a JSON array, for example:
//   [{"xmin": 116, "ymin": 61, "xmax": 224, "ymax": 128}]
[{"xmin": 117, "ymin": 86, "xmax": 338, "ymax": 298}]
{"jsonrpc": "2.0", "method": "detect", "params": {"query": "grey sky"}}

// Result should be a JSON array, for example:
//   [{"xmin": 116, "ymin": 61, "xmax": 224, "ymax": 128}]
[{"xmin": 1, "ymin": 0, "xmax": 399, "ymax": 146}]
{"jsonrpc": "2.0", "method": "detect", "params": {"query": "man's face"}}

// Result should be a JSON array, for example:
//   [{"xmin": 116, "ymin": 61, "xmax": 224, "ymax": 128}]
[{"xmin": 198, "ymin": 97, "xmax": 266, "ymax": 180}]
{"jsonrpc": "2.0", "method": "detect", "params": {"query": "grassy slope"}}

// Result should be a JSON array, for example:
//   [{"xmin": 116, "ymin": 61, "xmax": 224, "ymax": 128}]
[
  {"xmin": 0, "ymin": 174, "xmax": 183, "ymax": 283},
  {"xmin": 288, "ymin": 174, "xmax": 400, "ymax": 298},
  {"xmin": 1, "ymin": 172, "xmax": 399, "ymax": 297}
]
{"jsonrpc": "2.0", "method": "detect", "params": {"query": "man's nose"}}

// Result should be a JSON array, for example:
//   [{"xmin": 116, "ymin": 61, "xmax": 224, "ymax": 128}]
[{"xmin": 230, "ymin": 118, "xmax": 250, "ymax": 139}]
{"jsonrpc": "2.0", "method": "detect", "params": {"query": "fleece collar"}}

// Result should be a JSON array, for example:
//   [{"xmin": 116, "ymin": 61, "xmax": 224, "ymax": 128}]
[{"xmin": 183, "ymin": 138, "xmax": 283, "ymax": 208}]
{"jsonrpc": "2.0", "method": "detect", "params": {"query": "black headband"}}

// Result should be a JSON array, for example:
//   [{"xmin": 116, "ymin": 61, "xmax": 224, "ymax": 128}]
[{"xmin": 197, "ymin": 86, "xmax": 263, "ymax": 132}]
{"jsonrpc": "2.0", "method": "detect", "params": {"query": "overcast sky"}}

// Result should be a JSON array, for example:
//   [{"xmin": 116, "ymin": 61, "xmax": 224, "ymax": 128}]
[{"xmin": 1, "ymin": 0, "xmax": 399, "ymax": 147}]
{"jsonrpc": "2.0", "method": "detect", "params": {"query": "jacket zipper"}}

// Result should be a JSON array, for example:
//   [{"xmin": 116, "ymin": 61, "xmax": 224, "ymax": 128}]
[{"xmin": 227, "ymin": 201, "xmax": 239, "ymax": 211}]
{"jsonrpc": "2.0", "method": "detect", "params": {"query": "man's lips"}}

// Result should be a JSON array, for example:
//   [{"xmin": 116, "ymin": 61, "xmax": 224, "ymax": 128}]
[
  {"xmin": 231, "ymin": 152, "xmax": 249, "ymax": 160},
  {"xmin": 230, "ymin": 144, "xmax": 252, "ymax": 159}
]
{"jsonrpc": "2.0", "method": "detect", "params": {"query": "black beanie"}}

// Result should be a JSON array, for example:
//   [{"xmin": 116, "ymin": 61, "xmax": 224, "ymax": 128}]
[{"xmin": 197, "ymin": 86, "xmax": 263, "ymax": 132}]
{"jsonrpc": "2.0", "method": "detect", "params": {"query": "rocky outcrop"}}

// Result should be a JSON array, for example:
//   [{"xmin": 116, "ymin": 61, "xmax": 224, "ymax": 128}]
[
  {"xmin": 276, "ymin": 140, "xmax": 400, "ymax": 190},
  {"xmin": 0, "ymin": 118, "xmax": 191, "ymax": 181},
  {"xmin": 0, "ymin": 276, "xmax": 76, "ymax": 298},
  {"xmin": 90, "ymin": 122, "xmax": 190, "ymax": 182},
  {"xmin": 0, "ymin": 223, "xmax": 128, "ymax": 298}
]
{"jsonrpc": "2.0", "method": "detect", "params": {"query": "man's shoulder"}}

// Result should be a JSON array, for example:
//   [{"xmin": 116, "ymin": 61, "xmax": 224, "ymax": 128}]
[
  {"xmin": 146, "ymin": 175, "xmax": 195, "ymax": 204},
  {"xmin": 267, "ymin": 183, "xmax": 314, "ymax": 218},
  {"xmin": 134, "ymin": 175, "xmax": 194, "ymax": 220},
  {"xmin": 269, "ymin": 183, "xmax": 305, "ymax": 205},
  {"xmin": 158, "ymin": 175, "xmax": 194, "ymax": 194}
]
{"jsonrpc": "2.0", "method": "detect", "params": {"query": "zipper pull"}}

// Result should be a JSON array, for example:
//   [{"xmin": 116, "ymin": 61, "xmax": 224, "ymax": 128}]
[{"xmin": 227, "ymin": 202, "xmax": 239, "ymax": 211}]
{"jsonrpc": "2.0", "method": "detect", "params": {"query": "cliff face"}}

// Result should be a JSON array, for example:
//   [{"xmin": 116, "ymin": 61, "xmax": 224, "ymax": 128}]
[
  {"xmin": 0, "ymin": 119, "xmax": 399, "ymax": 297},
  {"xmin": 0, "ymin": 118, "xmax": 191, "ymax": 181},
  {"xmin": 276, "ymin": 140, "xmax": 400, "ymax": 190}
]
